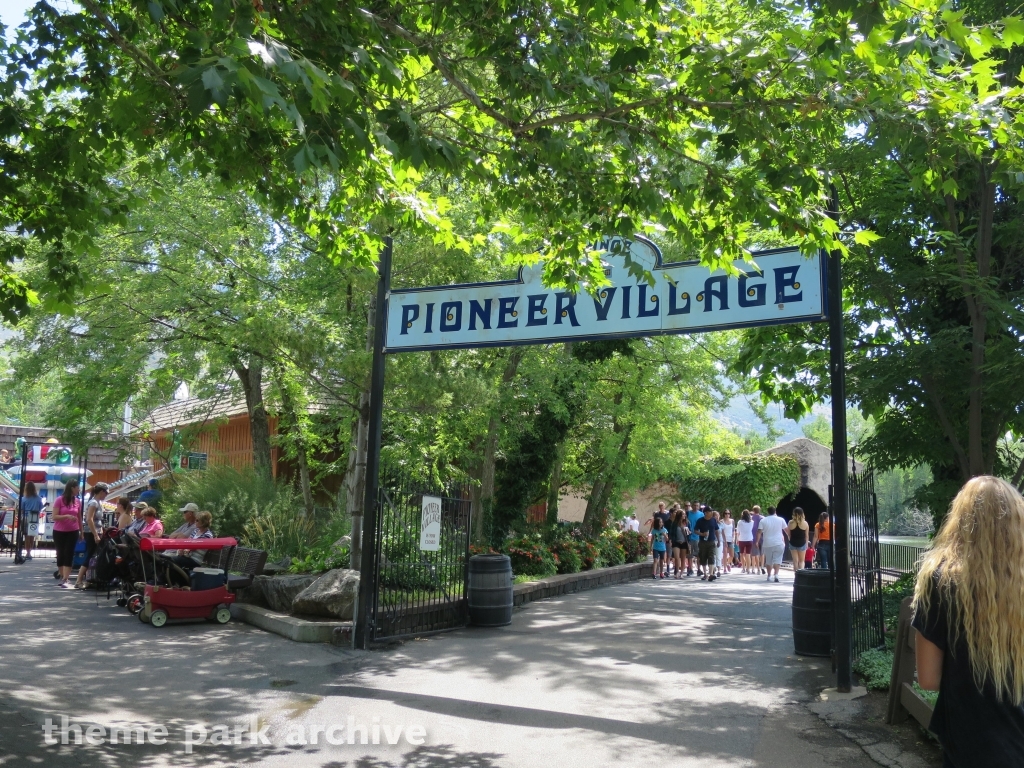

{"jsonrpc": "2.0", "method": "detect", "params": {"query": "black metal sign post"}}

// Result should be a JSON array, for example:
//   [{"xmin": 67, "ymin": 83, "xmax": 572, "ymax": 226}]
[
  {"xmin": 12, "ymin": 442, "xmax": 28, "ymax": 564},
  {"xmin": 826, "ymin": 192, "xmax": 853, "ymax": 692},
  {"xmin": 354, "ymin": 236, "xmax": 393, "ymax": 650}
]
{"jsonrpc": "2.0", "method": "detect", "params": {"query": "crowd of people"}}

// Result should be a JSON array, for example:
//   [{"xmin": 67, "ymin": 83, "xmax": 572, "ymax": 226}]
[
  {"xmin": 29, "ymin": 478, "xmax": 215, "ymax": 589},
  {"xmin": 627, "ymin": 500, "xmax": 833, "ymax": 583}
]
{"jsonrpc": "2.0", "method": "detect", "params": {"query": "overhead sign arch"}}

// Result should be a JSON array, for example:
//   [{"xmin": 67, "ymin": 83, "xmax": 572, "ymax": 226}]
[{"xmin": 355, "ymin": 231, "xmax": 852, "ymax": 695}]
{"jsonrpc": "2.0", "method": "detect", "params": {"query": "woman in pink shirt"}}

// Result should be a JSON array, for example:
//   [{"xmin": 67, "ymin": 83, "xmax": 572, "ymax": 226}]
[
  {"xmin": 139, "ymin": 507, "xmax": 164, "ymax": 538},
  {"xmin": 51, "ymin": 480, "xmax": 82, "ymax": 588}
]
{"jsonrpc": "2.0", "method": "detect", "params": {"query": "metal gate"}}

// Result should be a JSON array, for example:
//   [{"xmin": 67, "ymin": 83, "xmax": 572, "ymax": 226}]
[
  {"xmin": 846, "ymin": 468, "xmax": 885, "ymax": 657},
  {"xmin": 369, "ymin": 470, "xmax": 472, "ymax": 642}
]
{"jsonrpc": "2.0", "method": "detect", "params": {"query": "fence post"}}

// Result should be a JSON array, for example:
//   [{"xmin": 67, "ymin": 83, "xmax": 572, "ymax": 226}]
[
  {"xmin": 354, "ymin": 236, "xmax": 392, "ymax": 650},
  {"xmin": 826, "ymin": 187, "xmax": 853, "ymax": 691}
]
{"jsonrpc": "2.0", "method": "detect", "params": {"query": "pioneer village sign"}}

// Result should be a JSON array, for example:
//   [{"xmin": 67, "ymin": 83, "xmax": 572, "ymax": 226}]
[{"xmin": 355, "ymin": 233, "xmax": 855, "ymax": 693}]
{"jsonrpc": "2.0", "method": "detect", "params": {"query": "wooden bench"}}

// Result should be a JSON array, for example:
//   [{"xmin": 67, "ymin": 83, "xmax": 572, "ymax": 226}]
[
  {"xmin": 886, "ymin": 596, "xmax": 936, "ymax": 731},
  {"xmin": 203, "ymin": 544, "xmax": 268, "ymax": 591}
]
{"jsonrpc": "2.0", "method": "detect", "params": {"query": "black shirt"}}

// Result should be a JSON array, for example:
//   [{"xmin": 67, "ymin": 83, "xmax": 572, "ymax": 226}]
[
  {"xmin": 653, "ymin": 510, "xmax": 671, "ymax": 529},
  {"xmin": 912, "ymin": 584, "xmax": 1024, "ymax": 767},
  {"xmin": 693, "ymin": 516, "xmax": 719, "ymax": 542}
]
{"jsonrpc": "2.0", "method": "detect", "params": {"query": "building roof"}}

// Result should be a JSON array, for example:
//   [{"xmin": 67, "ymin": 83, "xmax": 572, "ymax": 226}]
[
  {"xmin": 0, "ymin": 425, "xmax": 125, "ymax": 471},
  {"xmin": 144, "ymin": 390, "xmax": 250, "ymax": 433}
]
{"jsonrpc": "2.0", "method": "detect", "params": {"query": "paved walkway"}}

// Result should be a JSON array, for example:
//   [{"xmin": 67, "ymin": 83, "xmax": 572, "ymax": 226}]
[{"xmin": 0, "ymin": 558, "xmax": 940, "ymax": 767}]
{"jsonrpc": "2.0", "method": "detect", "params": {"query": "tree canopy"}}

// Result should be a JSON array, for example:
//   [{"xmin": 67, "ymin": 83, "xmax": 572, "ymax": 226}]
[{"xmin": 1, "ymin": 0, "xmax": 1020, "ymax": 321}]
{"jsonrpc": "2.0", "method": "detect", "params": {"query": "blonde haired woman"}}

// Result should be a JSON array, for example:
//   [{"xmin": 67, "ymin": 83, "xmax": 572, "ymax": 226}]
[{"xmin": 912, "ymin": 476, "xmax": 1024, "ymax": 767}]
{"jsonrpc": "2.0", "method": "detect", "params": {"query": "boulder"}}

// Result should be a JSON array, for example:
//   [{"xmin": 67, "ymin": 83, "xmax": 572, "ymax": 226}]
[
  {"xmin": 331, "ymin": 536, "xmax": 351, "ymax": 551},
  {"xmin": 235, "ymin": 578, "xmax": 266, "ymax": 608},
  {"xmin": 255, "ymin": 574, "xmax": 318, "ymax": 613},
  {"xmin": 291, "ymin": 569, "xmax": 360, "ymax": 620},
  {"xmin": 262, "ymin": 556, "xmax": 292, "ymax": 575}
]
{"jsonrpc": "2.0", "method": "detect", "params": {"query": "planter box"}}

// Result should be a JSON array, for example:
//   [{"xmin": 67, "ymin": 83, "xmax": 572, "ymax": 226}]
[{"xmin": 512, "ymin": 561, "xmax": 651, "ymax": 607}]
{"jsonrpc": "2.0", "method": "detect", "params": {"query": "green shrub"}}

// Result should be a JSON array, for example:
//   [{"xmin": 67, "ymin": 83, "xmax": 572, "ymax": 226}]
[
  {"xmin": 853, "ymin": 647, "xmax": 894, "ymax": 691},
  {"xmin": 595, "ymin": 529, "xmax": 626, "ymax": 567},
  {"xmin": 619, "ymin": 530, "xmax": 650, "ymax": 563},
  {"xmin": 502, "ymin": 535, "xmax": 557, "ymax": 577},
  {"xmin": 166, "ymin": 466, "xmax": 295, "ymax": 539},
  {"xmin": 549, "ymin": 540, "xmax": 582, "ymax": 574},
  {"xmin": 575, "ymin": 540, "xmax": 598, "ymax": 570}
]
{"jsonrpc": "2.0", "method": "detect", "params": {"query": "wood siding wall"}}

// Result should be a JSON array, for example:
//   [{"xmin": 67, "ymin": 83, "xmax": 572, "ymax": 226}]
[{"xmin": 151, "ymin": 415, "xmax": 279, "ymax": 476}]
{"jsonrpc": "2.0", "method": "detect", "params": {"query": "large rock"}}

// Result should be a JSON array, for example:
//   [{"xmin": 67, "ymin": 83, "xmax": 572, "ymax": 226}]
[
  {"xmin": 291, "ymin": 569, "xmax": 360, "ymax": 620},
  {"xmin": 255, "ymin": 574, "xmax": 318, "ymax": 613}
]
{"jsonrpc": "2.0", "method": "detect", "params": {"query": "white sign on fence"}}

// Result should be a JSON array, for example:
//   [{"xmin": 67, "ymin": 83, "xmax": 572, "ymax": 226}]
[
  {"xmin": 384, "ymin": 237, "xmax": 826, "ymax": 353},
  {"xmin": 419, "ymin": 495, "xmax": 442, "ymax": 552}
]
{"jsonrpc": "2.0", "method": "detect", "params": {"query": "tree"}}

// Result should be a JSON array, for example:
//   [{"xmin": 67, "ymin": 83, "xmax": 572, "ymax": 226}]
[{"xmin": 2, "ymin": 1, "xmax": 1018, "ymax": 321}]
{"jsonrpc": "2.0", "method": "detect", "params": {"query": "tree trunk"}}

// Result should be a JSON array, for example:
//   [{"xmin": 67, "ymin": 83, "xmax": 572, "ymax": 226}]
[
  {"xmin": 344, "ymin": 295, "xmax": 376, "ymax": 571},
  {"xmin": 274, "ymin": 368, "xmax": 314, "ymax": 517},
  {"xmin": 582, "ymin": 389, "xmax": 633, "ymax": 533},
  {"xmin": 545, "ymin": 443, "xmax": 564, "ymax": 526},
  {"xmin": 234, "ymin": 358, "xmax": 272, "ymax": 478},
  {"xmin": 473, "ymin": 349, "xmax": 523, "ymax": 545}
]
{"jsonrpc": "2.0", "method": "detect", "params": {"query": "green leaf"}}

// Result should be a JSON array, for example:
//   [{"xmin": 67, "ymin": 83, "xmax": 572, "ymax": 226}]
[
  {"xmin": 1003, "ymin": 16, "xmax": 1024, "ymax": 47},
  {"xmin": 853, "ymin": 230, "xmax": 882, "ymax": 246}
]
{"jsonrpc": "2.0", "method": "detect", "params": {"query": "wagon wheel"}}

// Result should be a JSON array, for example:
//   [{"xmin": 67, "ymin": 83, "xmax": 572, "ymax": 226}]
[{"xmin": 126, "ymin": 593, "xmax": 143, "ymax": 615}]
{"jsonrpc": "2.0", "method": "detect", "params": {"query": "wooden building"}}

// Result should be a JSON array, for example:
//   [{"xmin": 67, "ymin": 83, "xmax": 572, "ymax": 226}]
[{"xmin": 145, "ymin": 392, "xmax": 281, "ymax": 476}]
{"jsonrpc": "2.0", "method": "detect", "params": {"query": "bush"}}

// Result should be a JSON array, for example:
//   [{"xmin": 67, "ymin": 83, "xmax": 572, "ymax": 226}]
[
  {"xmin": 596, "ymin": 532, "xmax": 626, "ymax": 567},
  {"xmin": 502, "ymin": 535, "xmax": 557, "ymax": 577},
  {"xmin": 166, "ymin": 466, "xmax": 295, "ymax": 539},
  {"xmin": 549, "ymin": 540, "xmax": 582, "ymax": 574},
  {"xmin": 619, "ymin": 530, "xmax": 650, "ymax": 563},
  {"xmin": 575, "ymin": 539, "xmax": 599, "ymax": 570},
  {"xmin": 853, "ymin": 647, "xmax": 894, "ymax": 691}
]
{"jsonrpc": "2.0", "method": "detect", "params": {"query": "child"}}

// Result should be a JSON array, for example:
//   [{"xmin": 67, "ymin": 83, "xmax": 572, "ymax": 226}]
[{"xmin": 649, "ymin": 518, "xmax": 669, "ymax": 579}]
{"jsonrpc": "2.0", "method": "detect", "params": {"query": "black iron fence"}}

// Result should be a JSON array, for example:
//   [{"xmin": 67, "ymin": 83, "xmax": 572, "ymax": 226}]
[
  {"xmin": 370, "ymin": 469, "xmax": 472, "ymax": 642},
  {"xmin": 848, "ymin": 470, "xmax": 886, "ymax": 657},
  {"xmin": 879, "ymin": 542, "xmax": 928, "ymax": 574}
]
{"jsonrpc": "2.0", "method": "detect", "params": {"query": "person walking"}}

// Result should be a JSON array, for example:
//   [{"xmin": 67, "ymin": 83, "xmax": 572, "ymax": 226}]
[
  {"xmin": 811, "ymin": 512, "xmax": 831, "ymax": 569},
  {"xmin": 693, "ymin": 507, "xmax": 720, "ymax": 582},
  {"xmin": 19, "ymin": 481, "xmax": 43, "ymax": 561},
  {"xmin": 750, "ymin": 505, "xmax": 765, "ymax": 574},
  {"xmin": 649, "ymin": 517, "xmax": 669, "ymax": 579},
  {"xmin": 787, "ymin": 507, "xmax": 809, "ymax": 572},
  {"xmin": 756, "ymin": 506, "xmax": 789, "ymax": 583},
  {"xmin": 74, "ymin": 483, "xmax": 108, "ymax": 589},
  {"xmin": 51, "ymin": 480, "xmax": 81, "ymax": 588},
  {"xmin": 913, "ymin": 476, "xmax": 1024, "ymax": 768},
  {"xmin": 669, "ymin": 509, "xmax": 689, "ymax": 579},
  {"xmin": 686, "ymin": 502, "xmax": 703, "ymax": 576},
  {"xmin": 736, "ymin": 510, "xmax": 754, "ymax": 573},
  {"xmin": 720, "ymin": 510, "xmax": 735, "ymax": 573}
]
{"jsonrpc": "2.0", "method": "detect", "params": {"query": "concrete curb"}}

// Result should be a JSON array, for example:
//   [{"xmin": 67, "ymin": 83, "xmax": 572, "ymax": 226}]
[
  {"xmin": 230, "ymin": 603, "xmax": 352, "ymax": 644},
  {"xmin": 513, "ymin": 561, "xmax": 651, "ymax": 607}
]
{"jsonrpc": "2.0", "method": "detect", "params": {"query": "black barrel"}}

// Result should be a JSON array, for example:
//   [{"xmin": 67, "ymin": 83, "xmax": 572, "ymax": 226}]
[
  {"xmin": 792, "ymin": 568, "xmax": 833, "ymax": 657},
  {"xmin": 468, "ymin": 554, "xmax": 513, "ymax": 627}
]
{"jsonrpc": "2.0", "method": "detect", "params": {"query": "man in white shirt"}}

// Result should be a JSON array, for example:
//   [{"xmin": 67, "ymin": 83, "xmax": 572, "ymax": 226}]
[
  {"xmin": 627, "ymin": 514, "xmax": 640, "ymax": 533},
  {"xmin": 756, "ymin": 506, "xmax": 790, "ymax": 583}
]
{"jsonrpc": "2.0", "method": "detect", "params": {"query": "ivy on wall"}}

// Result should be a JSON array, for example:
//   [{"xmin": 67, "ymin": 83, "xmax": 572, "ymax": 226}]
[{"xmin": 670, "ymin": 454, "xmax": 801, "ymax": 511}]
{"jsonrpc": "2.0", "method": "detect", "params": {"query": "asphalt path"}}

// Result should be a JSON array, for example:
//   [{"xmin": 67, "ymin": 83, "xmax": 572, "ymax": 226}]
[{"xmin": 0, "ymin": 557, "xmax": 931, "ymax": 767}]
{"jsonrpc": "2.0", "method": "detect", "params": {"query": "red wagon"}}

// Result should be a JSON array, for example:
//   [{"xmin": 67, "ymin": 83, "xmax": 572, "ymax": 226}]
[{"xmin": 137, "ymin": 536, "xmax": 240, "ymax": 628}]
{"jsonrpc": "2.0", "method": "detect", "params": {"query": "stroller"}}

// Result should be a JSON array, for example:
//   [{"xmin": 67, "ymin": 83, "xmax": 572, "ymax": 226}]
[{"xmin": 111, "ymin": 530, "xmax": 151, "ymax": 614}]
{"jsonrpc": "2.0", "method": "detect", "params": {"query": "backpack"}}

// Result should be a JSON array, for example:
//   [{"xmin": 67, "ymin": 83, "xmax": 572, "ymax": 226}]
[{"xmin": 94, "ymin": 538, "xmax": 119, "ymax": 585}]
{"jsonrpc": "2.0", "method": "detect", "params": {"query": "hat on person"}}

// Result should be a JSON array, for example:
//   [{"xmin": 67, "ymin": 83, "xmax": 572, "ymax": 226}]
[
  {"xmin": 179, "ymin": 502, "xmax": 199, "ymax": 513},
  {"xmin": 132, "ymin": 500, "xmax": 147, "ymax": 509}
]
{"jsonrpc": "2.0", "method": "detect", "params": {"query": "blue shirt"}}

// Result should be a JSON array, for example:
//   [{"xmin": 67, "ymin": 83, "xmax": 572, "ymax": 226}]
[
  {"xmin": 687, "ymin": 511, "xmax": 702, "ymax": 541},
  {"xmin": 650, "ymin": 526, "xmax": 669, "ymax": 552},
  {"xmin": 137, "ymin": 488, "xmax": 163, "ymax": 509}
]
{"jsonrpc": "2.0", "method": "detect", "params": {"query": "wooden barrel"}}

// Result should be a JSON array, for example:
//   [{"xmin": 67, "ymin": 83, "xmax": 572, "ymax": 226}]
[
  {"xmin": 468, "ymin": 554, "xmax": 513, "ymax": 627},
  {"xmin": 792, "ymin": 568, "xmax": 833, "ymax": 657}
]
